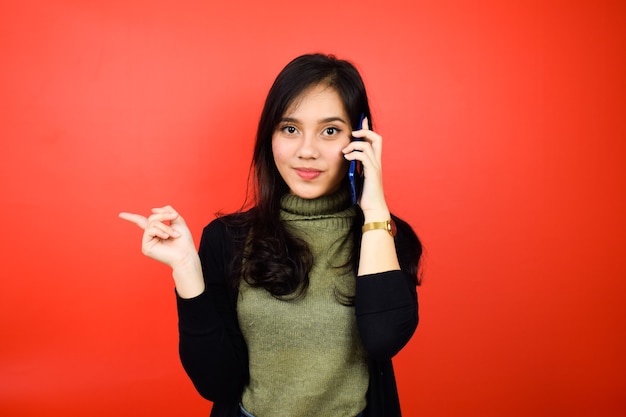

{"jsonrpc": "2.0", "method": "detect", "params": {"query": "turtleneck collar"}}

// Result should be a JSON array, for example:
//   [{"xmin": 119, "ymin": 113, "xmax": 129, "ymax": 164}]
[{"xmin": 280, "ymin": 189, "xmax": 353, "ymax": 217}]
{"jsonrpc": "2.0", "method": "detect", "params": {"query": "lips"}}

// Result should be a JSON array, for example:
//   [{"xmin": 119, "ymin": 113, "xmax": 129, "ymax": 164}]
[{"xmin": 295, "ymin": 168, "xmax": 322, "ymax": 180}]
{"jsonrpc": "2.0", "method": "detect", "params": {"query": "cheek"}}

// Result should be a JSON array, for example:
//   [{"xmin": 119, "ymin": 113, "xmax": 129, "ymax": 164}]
[
  {"xmin": 271, "ymin": 139, "xmax": 286, "ymax": 165},
  {"xmin": 325, "ymin": 141, "xmax": 350, "ymax": 167}
]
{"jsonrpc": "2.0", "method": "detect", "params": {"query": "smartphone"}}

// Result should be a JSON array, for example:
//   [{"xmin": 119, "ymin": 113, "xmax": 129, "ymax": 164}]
[{"xmin": 349, "ymin": 114, "xmax": 366, "ymax": 205}]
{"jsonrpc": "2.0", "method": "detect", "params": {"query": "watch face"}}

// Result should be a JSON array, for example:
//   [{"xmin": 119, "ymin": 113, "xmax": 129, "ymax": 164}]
[{"xmin": 390, "ymin": 219, "xmax": 397, "ymax": 237}]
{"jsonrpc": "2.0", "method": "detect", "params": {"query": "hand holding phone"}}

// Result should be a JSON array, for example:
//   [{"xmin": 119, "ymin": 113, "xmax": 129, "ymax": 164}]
[{"xmin": 349, "ymin": 114, "xmax": 366, "ymax": 205}]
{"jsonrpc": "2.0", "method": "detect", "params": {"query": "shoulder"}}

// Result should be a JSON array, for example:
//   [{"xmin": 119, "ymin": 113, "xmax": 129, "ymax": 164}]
[
  {"xmin": 199, "ymin": 210, "xmax": 254, "ymax": 251},
  {"xmin": 197, "ymin": 211, "xmax": 254, "ymax": 286},
  {"xmin": 202, "ymin": 210, "xmax": 253, "ymax": 237}
]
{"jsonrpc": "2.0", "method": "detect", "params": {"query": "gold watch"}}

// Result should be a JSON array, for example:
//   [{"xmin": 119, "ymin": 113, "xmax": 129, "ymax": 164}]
[{"xmin": 361, "ymin": 219, "xmax": 396, "ymax": 237}]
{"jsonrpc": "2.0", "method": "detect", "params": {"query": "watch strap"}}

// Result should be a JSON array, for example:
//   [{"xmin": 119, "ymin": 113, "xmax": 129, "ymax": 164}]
[{"xmin": 361, "ymin": 219, "xmax": 394, "ymax": 237}]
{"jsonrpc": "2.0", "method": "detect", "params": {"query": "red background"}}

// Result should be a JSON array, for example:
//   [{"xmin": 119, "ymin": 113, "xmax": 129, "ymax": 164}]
[{"xmin": 1, "ymin": 1, "xmax": 625, "ymax": 416}]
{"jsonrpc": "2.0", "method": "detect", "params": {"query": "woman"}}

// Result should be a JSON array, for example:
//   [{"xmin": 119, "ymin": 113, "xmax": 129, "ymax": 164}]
[{"xmin": 120, "ymin": 53, "xmax": 422, "ymax": 417}]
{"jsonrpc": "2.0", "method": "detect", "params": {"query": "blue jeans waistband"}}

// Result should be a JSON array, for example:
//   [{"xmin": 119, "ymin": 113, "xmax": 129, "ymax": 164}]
[{"xmin": 239, "ymin": 404, "xmax": 256, "ymax": 417}]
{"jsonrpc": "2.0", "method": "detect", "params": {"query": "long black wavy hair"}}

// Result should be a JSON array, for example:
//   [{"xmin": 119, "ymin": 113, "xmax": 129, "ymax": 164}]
[{"xmin": 223, "ymin": 53, "xmax": 422, "ymax": 297}]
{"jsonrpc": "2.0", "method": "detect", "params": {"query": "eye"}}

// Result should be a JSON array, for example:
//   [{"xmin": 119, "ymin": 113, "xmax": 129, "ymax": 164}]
[
  {"xmin": 323, "ymin": 127, "xmax": 341, "ymax": 136},
  {"xmin": 280, "ymin": 125, "xmax": 298, "ymax": 135}
]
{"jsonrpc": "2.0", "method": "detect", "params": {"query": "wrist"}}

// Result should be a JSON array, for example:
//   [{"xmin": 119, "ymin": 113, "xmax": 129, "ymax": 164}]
[
  {"xmin": 172, "ymin": 255, "xmax": 204, "ymax": 299},
  {"xmin": 171, "ymin": 250, "xmax": 199, "ymax": 271},
  {"xmin": 361, "ymin": 207, "xmax": 390, "ymax": 224}
]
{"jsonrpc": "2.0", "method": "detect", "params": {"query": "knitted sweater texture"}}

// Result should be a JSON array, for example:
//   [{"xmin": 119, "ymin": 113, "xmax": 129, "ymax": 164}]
[{"xmin": 238, "ymin": 191, "xmax": 368, "ymax": 416}]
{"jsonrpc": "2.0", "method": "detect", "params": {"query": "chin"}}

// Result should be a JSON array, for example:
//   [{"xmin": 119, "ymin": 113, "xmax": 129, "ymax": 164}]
[
  {"xmin": 286, "ymin": 178, "xmax": 344, "ymax": 200},
  {"xmin": 290, "ymin": 190, "xmax": 324, "ymax": 200}
]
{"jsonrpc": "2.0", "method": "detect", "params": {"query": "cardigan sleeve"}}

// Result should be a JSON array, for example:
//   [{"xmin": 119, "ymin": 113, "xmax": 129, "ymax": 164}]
[
  {"xmin": 176, "ymin": 218, "xmax": 249, "ymax": 403},
  {"xmin": 355, "ymin": 269, "xmax": 418, "ymax": 360}
]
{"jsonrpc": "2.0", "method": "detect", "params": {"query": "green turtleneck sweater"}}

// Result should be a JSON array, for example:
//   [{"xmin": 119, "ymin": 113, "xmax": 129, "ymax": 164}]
[{"xmin": 237, "ymin": 191, "xmax": 369, "ymax": 417}]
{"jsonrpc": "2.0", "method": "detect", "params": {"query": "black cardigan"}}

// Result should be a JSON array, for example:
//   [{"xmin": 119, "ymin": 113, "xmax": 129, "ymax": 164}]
[{"xmin": 176, "ymin": 216, "xmax": 418, "ymax": 417}]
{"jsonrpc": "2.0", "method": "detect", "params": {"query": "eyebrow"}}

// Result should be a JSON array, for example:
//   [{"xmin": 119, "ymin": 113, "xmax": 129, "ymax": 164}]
[{"xmin": 280, "ymin": 116, "xmax": 349, "ymax": 125}]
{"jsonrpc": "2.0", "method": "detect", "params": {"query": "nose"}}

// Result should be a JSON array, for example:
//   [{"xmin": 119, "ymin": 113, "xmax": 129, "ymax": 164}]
[{"xmin": 296, "ymin": 133, "xmax": 319, "ymax": 159}]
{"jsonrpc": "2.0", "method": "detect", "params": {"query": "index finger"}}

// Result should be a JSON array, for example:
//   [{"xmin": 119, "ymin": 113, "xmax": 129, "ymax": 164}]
[{"xmin": 118, "ymin": 212, "xmax": 148, "ymax": 229}]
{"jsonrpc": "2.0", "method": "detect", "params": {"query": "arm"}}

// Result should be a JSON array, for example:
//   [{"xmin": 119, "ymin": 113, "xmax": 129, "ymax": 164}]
[
  {"xmin": 177, "ymin": 218, "xmax": 249, "ymax": 402},
  {"xmin": 343, "ymin": 119, "xmax": 420, "ymax": 359},
  {"xmin": 355, "ymin": 220, "xmax": 419, "ymax": 359},
  {"xmin": 119, "ymin": 209, "xmax": 248, "ymax": 402}
]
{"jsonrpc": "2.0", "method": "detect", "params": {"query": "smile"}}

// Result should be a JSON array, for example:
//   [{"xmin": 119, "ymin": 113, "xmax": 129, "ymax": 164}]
[{"xmin": 295, "ymin": 168, "xmax": 322, "ymax": 180}]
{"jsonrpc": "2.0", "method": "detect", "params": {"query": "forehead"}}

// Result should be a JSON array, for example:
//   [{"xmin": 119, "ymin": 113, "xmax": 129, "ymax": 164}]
[{"xmin": 283, "ymin": 84, "xmax": 347, "ymax": 118}]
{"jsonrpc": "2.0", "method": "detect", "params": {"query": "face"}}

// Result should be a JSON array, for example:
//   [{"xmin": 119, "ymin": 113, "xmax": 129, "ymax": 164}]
[{"xmin": 272, "ymin": 84, "xmax": 352, "ymax": 199}]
